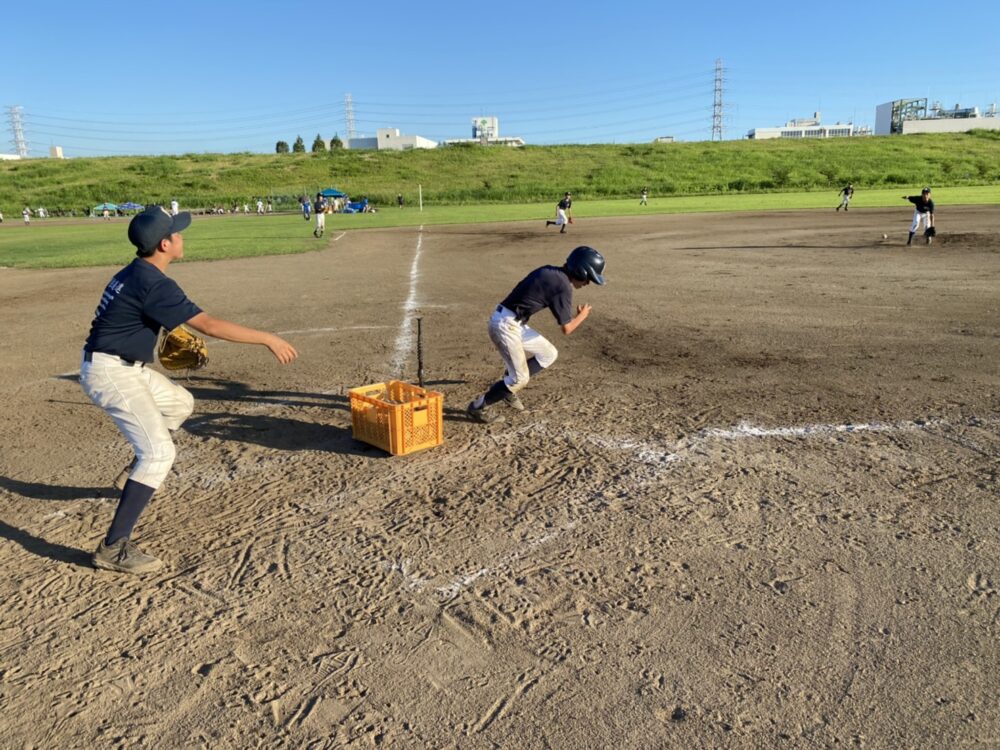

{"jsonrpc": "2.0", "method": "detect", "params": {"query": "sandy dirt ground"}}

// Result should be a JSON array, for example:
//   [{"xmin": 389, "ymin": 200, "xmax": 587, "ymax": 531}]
[{"xmin": 0, "ymin": 207, "xmax": 998, "ymax": 749}]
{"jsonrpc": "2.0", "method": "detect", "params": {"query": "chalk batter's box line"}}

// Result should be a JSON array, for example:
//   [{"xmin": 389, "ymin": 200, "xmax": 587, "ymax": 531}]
[{"xmin": 389, "ymin": 414, "xmax": 998, "ymax": 601}]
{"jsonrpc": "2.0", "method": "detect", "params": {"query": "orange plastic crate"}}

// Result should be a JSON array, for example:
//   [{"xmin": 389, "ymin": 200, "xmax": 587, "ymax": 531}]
[{"xmin": 348, "ymin": 380, "xmax": 444, "ymax": 456}]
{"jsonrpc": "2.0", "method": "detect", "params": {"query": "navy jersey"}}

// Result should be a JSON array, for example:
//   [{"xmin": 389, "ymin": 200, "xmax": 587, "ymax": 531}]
[
  {"xmin": 84, "ymin": 259, "xmax": 202, "ymax": 363},
  {"xmin": 500, "ymin": 266, "xmax": 574, "ymax": 326},
  {"xmin": 558, "ymin": 197, "xmax": 572, "ymax": 211},
  {"xmin": 907, "ymin": 196, "xmax": 934, "ymax": 213}
]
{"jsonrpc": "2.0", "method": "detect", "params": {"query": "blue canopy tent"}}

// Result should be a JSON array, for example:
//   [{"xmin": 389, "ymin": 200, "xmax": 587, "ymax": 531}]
[
  {"xmin": 118, "ymin": 201, "xmax": 145, "ymax": 211},
  {"xmin": 93, "ymin": 202, "xmax": 118, "ymax": 212},
  {"xmin": 320, "ymin": 188, "xmax": 346, "ymax": 198}
]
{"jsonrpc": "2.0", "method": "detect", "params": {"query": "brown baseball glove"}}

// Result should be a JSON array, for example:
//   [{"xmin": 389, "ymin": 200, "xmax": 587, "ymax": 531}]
[{"xmin": 158, "ymin": 325, "xmax": 209, "ymax": 371}]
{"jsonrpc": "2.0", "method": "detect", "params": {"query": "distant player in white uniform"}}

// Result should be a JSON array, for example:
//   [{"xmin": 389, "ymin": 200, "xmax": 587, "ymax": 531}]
[{"xmin": 169, "ymin": 199, "xmax": 179, "ymax": 216}]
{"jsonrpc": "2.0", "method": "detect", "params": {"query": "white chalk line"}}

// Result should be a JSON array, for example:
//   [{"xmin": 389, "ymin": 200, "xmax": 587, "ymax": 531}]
[
  {"xmin": 389, "ymin": 226, "xmax": 424, "ymax": 378},
  {"xmin": 383, "ymin": 522, "xmax": 578, "ymax": 601},
  {"xmin": 700, "ymin": 419, "xmax": 936, "ymax": 440},
  {"xmin": 403, "ymin": 414, "xmax": 998, "ymax": 601},
  {"xmin": 489, "ymin": 415, "xmax": 987, "ymax": 470}
]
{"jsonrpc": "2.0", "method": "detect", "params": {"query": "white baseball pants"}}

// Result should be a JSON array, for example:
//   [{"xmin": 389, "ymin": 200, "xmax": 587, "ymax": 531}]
[
  {"xmin": 80, "ymin": 351, "xmax": 194, "ymax": 489},
  {"xmin": 488, "ymin": 307, "xmax": 558, "ymax": 393},
  {"xmin": 554, "ymin": 207, "xmax": 568, "ymax": 226},
  {"xmin": 910, "ymin": 211, "xmax": 932, "ymax": 233}
]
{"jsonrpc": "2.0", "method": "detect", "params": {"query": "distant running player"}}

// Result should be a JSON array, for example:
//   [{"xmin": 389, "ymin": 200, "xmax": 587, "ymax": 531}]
[
  {"xmin": 545, "ymin": 192, "xmax": 573, "ymax": 234},
  {"xmin": 836, "ymin": 183, "xmax": 854, "ymax": 211}
]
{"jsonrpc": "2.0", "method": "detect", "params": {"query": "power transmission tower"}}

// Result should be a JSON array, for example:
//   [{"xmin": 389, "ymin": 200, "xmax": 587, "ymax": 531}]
[
  {"xmin": 712, "ymin": 59, "xmax": 724, "ymax": 141},
  {"xmin": 344, "ymin": 93, "xmax": 356, "ymax": 142},
  {"xmin": 6, "ymin": 105, "xmax": 29, "ymax": 157}
]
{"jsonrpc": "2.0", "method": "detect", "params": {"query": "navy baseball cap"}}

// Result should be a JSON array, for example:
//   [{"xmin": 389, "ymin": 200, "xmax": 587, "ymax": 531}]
[{"xmin": 128, "ymin": 205, "xmax": 191, "ymax": 255}]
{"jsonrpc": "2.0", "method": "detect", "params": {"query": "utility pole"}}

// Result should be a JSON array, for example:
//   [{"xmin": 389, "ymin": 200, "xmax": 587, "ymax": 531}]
[
  {"xmin": 712, "ymin": 59, "xmax": 724, "ymax": 142},
  {"xmin": 6, "ymin": 105, "xmax": 29, "ymax": 157}
]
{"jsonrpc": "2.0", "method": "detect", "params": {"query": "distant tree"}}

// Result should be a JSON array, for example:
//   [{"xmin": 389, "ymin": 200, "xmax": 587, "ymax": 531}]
[
  {"xmin": 311, "ymin": 134, "xmax": 327, "ymax": 153},
  {"xmin": 292, "ymin": 135, "xmax": 306, "ymax": 153},
  {"xmin": 330, "ymin": 133, "xmax": 344, "ymax": 150},
  {"xmin": 275, "ymin": 140, "xmax": 290, "ymax": 154}
]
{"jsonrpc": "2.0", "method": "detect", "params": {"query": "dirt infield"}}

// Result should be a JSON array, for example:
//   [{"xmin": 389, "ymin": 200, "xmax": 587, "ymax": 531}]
[{"xmin": 1, "ymin": 207, "xmax": 997, "ymax": 748}]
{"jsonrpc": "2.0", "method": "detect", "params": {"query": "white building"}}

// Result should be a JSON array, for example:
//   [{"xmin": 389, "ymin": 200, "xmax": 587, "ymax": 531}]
[
  {"xmin": 442, "ymin": 116, "xmax": 525, "ymax": 147},
  {"xmin": 473, "ymin": 117, "xmax": 498, "ymax": 140},
  {"xmin": 875, "ymin": 99, "xmax": 1000, "ymax": 135},
  {"xmin": 747, "ymin": 112, "xmax": 859, "ymax": 140},
  {"xmin": 0, "ymin": 153, "xmax": 21, "ymax": 160},
  {"xmin": 346, "ymin": 128, "xmax": 437, "ymax": 151}
]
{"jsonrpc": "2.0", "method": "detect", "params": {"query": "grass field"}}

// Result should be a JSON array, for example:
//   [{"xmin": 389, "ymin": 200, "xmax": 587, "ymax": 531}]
[
  {"xmin": 1, "ymin": 208, "xmax": 997, "ymax": 748},
  {"xmin": 2, "ymin": 131, "xmax": 999, "ymax": 213},
  {"xmin": 2, "ymin": 186, "xmax": 998, "ymax": 269}
]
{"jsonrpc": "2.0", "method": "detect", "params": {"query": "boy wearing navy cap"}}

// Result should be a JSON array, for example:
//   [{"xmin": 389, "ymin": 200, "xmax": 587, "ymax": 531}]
[{"xmin": 80, "ymin": 206, "xmax": 299, "ymax": 574}]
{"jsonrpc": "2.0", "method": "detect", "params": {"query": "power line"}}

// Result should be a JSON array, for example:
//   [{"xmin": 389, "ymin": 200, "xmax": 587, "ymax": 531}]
[{"xmin": 10, "ymin": 64, "xmax": 724, "ymax": 154}]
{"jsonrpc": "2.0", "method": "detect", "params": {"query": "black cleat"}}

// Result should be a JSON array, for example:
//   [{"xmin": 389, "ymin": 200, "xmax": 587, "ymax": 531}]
[
  {"xmin": 93, "ymin": 538, "xmax": 163, "ymax": 574},
  {"xmin": 467, "ymin": 401, "xmax": 504, "ymax": 424}
]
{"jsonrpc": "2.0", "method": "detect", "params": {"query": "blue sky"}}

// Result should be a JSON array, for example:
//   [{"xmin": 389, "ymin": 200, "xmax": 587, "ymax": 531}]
[{"xmin": 3, "ymin": 0, "xmax": 998, "ymax": 157}]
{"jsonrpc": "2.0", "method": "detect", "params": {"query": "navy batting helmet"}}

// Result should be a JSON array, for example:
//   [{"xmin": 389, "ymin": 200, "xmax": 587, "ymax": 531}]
[{"xmin": 565, "ymin": 246, "xmax": 606, "ymax": 285}]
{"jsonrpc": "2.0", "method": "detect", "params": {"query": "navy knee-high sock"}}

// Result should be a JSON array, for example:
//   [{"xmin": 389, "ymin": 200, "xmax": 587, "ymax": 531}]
[
  {"xmin": 483, "ymin": 359, "xmax": 547, "ymax": 406},
  {"xmin": 482, "ymin": 379, "xmax": 512, "ymax": 406},
  {"xmin": 106, "ymin": 479, "xmax": 156, "ymax": 545}
]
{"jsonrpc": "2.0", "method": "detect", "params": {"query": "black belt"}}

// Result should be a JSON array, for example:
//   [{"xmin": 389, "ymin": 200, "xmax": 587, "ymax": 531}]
[
  {"xmin": 496, "ymin": 304, "xmax": 528, "ymax": 324},
  {"xmin": 83, "ymin": 350, "xmax": 143, "ymax": 367}
]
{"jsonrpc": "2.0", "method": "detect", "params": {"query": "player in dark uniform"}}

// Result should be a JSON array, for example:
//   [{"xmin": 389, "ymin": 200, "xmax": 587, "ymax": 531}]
[
  {"xmin": 836, "ymin": 183, "xmax": 854, "ymax": 211},
  {"xmin": 467, "ymin": 246, "xmax": 606, "ymax": 423},
  {"xmin": 545, "ymin": 192, "xmax": 573, "ymax": 233},
  {"xmin": 903, "ymin": 187, "xmax": 935, "ymax": 245},
  {"xmin": 80, "ymin": 206, "xmax": 298, "ymax": 574},
  {"xmin": 314, "ymin": 192, "xmax": 328, "ymax": 237}
]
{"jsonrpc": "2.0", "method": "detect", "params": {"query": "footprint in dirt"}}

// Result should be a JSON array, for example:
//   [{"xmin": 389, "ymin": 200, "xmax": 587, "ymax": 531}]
[{"xmin": 966, "ymin": 573, "xmax": 995, "ymax": 597}]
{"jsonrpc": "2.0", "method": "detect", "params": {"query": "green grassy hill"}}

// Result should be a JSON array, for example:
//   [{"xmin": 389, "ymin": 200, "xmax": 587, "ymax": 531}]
[{"xmin": 2, "ymin": 131, "xmax": 999, "ymax": 214}]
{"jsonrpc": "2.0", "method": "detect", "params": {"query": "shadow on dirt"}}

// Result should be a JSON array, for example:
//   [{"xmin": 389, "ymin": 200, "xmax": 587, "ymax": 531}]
[
  {"xmin": 0, "ymin": 520, "xmax": 93, "ymax": 567},
  {"xmin": 0, "ymin": 475, "xmax": 111, "ymax": 501},
  {"xmin": 183, "ymin": 376, "xmax": 349, "ymax": 412},
  {"xmin": 183, "ymin": 412, "xmax": 373, "ymax": 455}
]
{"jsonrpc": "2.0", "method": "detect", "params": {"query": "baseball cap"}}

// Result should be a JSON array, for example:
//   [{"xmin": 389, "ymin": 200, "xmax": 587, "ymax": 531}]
[
  {"xmin": 921, "ymin": 186, "xmax": 932, "ymax": 193},
  {"xmin": 128, "ymin": 205, "xmax": 191, "ymax": 255}
]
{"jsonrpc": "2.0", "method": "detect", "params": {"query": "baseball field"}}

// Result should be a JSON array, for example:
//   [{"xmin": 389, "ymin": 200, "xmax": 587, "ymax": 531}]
[{"xmin": 0, "ymin": 206, "xmax": 997, "ymax": 748}]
